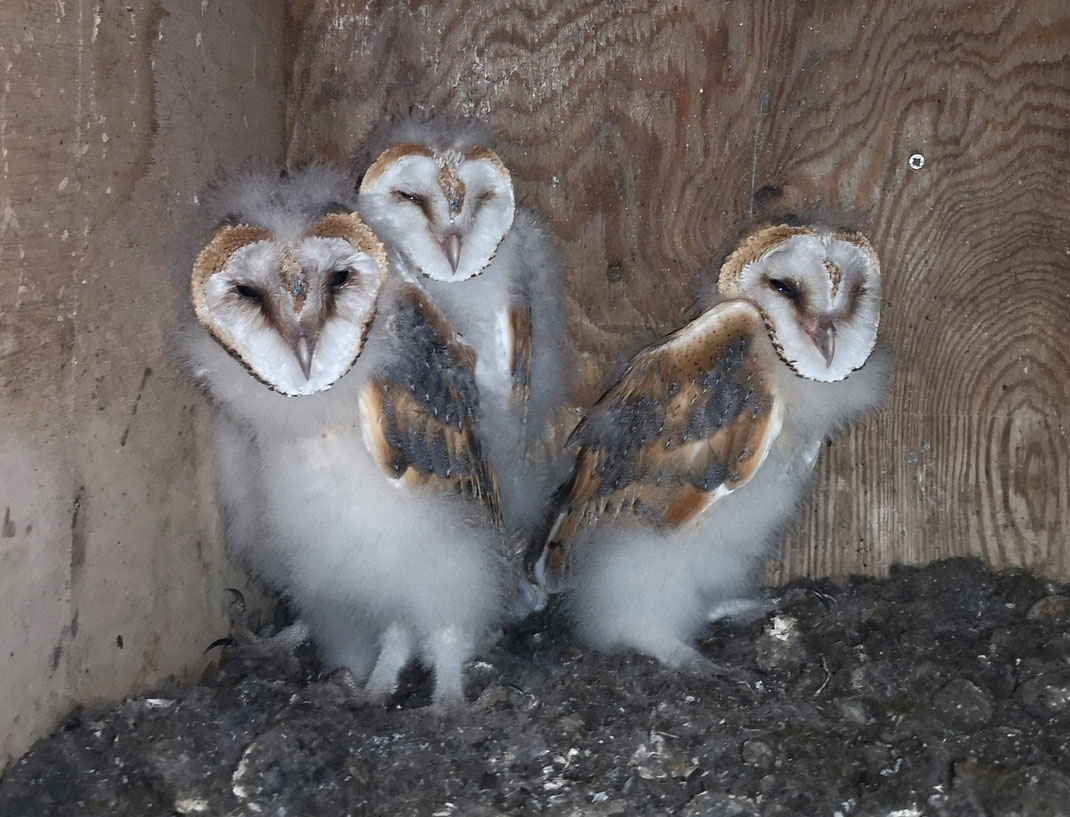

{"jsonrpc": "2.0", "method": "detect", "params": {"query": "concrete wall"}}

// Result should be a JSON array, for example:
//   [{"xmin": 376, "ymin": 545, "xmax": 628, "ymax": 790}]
[{"xmin": 0, "ymin": 1, "xmax": 285, "ymax": 772}]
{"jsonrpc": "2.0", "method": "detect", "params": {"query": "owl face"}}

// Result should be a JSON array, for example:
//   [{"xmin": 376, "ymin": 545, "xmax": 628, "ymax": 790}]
[
  {"xmin": 191, "ymin": 212, "xmax": 387, "ymax": 396},
  {"xmin": 358, "ymin": 143, "xmax": 515, "ymax": 282},
  {"xmin": 719, "ymin": 225, "xmax": 881, "ymax": 382}
]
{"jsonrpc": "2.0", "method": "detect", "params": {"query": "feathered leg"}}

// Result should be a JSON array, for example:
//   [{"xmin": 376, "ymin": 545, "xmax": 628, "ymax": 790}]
[
  {"xmin": 364, "ymin": 623, "xmax": 415, "ymax": 701},
  {"xmin": 426, "ymin": 624, "xmax": 472, "ymax": 707}
]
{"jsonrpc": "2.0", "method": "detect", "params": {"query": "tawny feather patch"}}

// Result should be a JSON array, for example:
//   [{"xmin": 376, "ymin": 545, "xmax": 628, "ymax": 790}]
[
  {"xmin": 360, "ymin": 285, "xmax": 502, "ymax": 526},
  {"xmin": 535, "ymin": 300, "xmax": 783, "ymax": 587}
]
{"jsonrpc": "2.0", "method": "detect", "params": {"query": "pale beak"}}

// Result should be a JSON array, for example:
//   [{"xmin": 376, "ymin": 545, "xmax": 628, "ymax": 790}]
[
  {"xmin": 443, "ymin": 232, "xmax": 462, "ymax": 273},
  {"xmin": 293, "ymin": 332, "xmax": 318, "ymax": 380},
  {"xmin": 805, "ymin": 321, "xmax": 837, "ymax": 367}
]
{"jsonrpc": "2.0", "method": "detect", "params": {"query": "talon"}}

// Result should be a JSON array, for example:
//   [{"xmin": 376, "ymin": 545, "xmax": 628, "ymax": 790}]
[
  {"xmin": 326, "ymin": 667, "xmax": 363, "ymax": 698},
  {"xmin": 207, "ymin": 589, "xmax": 311, "ymax": 672},
  {"xmin": 204, "ymin": 637, "xmax": 234, "ymax": 654}
]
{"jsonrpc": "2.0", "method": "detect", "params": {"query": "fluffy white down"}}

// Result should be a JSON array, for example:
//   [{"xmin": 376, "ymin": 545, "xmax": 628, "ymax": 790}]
[
  {"xmin": 185, "ymin": 270, "xmax": 506, "ymax": 702},
  {"xmin": 255, "ymin": 411, "xmax": 505, "ymax": 693},
  {"xmin": 569, "ymin": 332, "xmax": 893, "ymax": 660}
]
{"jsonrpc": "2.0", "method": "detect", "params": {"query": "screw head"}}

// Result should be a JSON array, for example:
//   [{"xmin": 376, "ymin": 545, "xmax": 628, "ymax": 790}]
[{"xmin": 908, "ymin": 153, "xmax": 925, "ymax": 170}]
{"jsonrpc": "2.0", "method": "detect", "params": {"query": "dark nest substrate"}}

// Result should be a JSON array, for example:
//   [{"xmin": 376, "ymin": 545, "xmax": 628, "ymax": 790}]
[{"xmin": 3, "ymin": 557, "xmax": 1069, "ymax": 817}]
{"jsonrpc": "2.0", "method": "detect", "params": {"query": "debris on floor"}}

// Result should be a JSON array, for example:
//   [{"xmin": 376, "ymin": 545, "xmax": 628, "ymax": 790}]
[{"xmin": 2, "ymin": 558, "xmax": 1069, "ymax": 816}]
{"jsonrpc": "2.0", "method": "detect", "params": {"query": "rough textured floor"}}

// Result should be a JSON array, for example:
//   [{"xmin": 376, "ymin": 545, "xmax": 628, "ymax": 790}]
[{"xmin": 2, "ymin": 558, "xmax": 1069, "ymax": 817}]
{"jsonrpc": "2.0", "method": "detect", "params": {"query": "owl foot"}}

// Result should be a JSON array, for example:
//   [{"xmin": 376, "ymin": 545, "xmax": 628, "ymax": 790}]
[
  {"xmin": 631, "ymin": 636, "xmax": 732, "ymax": 679},
  {"xmin": 325, "ymin": 666, "xmax": 363, "ymax": 697},
  {"xmin": 506, "ymin": 575, "xmax": 548, "ymax": 622},
  {"xmin": 206, "ymin": 588, "xmax": 311, "ymax": 669},
  {"xmin": 427, "ymin": 625, "xmax": 472, "ymax": 708},
  {"xmin": 363, "ymin": 623, "xmax": 414, "ymax": 703},
  {"xmin": 706, "ymin": 597, "xmax": 776, "ymax": 625}
]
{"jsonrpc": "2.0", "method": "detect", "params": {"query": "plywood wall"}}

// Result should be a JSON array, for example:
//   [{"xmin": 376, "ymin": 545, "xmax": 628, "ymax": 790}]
[
  {"xmin": 286, "ymin": 0, "xmax": 1070, "ymax": 582},
  {"xmin": 0, "ymin": 1, "xmax": 286, "ymax": 772}
]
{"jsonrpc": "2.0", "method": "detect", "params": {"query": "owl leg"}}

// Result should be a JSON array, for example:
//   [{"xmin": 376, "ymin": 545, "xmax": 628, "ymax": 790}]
[
  {"xmin": 706, "ymin": 597, "xmax": 775, "ymax": 624},
  {"xmin": 426, "ymin": 624, "xmax": 472, "ymax": 708},
  {"xmin": 363, "ymin": 623, "xmax": 414, "ymax": 701},
  {"xmin": 629, "ymin": 634, "xmax": 702, "ymax": 669}
]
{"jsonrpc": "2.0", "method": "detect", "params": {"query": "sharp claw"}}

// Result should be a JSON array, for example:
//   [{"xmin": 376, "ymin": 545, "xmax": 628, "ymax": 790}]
[
  {"xmin": 224, "ymin": 587, "xmax": 246, "ymax": 605},
  {"xmin": 205, "ymin": 637, "xmax": 234, "ymax": 654}
]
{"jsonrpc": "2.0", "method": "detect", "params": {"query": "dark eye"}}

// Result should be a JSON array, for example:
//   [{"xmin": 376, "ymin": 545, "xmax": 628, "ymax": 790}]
[
  {"xmin": 395, "ymin": 190, "xmax": 427, "ymax": 208},
  {"xmin": 234, "ymin": 283, "xmax": 261, "ymax": 300},
  {"xmin": 767, "ymin": 278, "xmax": 801, "ymax": 302},
  {"xmin": 329, "ymin": 269, "xmax": 351, "ymax": 289}
]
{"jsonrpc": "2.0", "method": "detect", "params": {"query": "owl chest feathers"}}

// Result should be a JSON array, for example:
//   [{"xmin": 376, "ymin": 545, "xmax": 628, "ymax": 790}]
[{"xmin": 417, "ymin": 243, "xmax": 521, "ymax": 403}]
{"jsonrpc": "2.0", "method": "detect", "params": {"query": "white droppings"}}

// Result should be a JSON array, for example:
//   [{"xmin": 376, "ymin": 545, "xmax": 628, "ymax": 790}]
[
  {"xmin": 768, "ymin": 614, "xmax": 796, "ymax": 642},
  {"xmin": 57, "ymin": 177, "xmax": 69, "ymax": 192},
  {"xmin": 173, "ymin": 797, "xmax": 209, "ymax": 814}
]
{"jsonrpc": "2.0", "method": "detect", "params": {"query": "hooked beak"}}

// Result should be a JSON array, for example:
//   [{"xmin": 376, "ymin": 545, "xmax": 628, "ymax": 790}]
[
  {"xmin": 803, "ymin": 319, "xmax": 837, "ymax": 367},
  {"xmin": 292, "ymin": 332, "xmax": 318, "ymax": 381},
  {"xmin": 443, "ymin": 232, "xmax": 462, "ymax": 273}
]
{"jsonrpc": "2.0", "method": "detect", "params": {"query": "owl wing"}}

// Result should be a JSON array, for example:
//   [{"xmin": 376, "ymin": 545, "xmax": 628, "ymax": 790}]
[
  {"xmin": 529, "ymin": 299, "xmax": 784, "ymax": 590},
  {"xmin": 503, "ymin": 302, "xmax": 533, "ymax": 420},
  {"xmin": 359, "ymin": 285, "xmax": 502, "ymax": 525}
]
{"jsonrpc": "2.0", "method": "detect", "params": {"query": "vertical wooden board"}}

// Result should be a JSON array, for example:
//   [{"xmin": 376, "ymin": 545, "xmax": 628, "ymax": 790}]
[
  {"xmin": 751, "ymin": 0, "xmax": 1070, "ymax": 582},
  {"xmin": 0, "ymin": 0, "xmax": 286, "ymax": 772},
  {"xmin": 286, "ymin": 0, "xmax": 1070, "ymax": 580}
]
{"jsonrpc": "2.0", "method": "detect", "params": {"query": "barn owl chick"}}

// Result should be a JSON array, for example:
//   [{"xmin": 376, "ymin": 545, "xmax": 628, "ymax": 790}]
[
  {"xmin": 526, "ymin": 225, "xmax": 892, "ymax": 667},
  {"xmin": 356, "ymin": 121, "xmax": 569, "ymax": 559},
  {"xmin": 179, "ymin": 164, "xmax": 508, "ymax": 704}
]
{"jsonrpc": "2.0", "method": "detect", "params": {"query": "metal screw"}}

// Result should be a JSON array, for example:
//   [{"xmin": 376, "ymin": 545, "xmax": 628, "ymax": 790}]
[{"xmin": 908, "ymin": 153, "xmax": 925, "ymax": 170}]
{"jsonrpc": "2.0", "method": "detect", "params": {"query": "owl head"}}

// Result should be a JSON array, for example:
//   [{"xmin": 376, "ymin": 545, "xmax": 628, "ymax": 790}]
[
  {"xmin": 718, "ymin": 225, "xmax": 882, "ymax": 382},
  {"xmin": 357, "ymin": 137, "xmax": 516, "ymax": 282},
  {"xmin": 191, "ymin": 165, "xmax": 388, "ymax": 396}
]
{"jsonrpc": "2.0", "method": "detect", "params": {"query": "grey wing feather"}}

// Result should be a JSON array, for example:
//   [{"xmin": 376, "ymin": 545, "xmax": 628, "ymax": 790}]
[
  {"xmin": 527, "ymin": 300, "xmax": 783, "ymax": 590},
  {"xmin": 360, "ymin": 285, "xmax": 502, "ymax": 524}
]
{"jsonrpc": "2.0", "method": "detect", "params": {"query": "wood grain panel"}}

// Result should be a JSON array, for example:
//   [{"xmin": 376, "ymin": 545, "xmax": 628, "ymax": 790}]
[
  {"xmin": 286, "ymin": 0, "xmax": 1070, "ymax": 580},
  {"xmin": 0, "ymin": 0, "xmax": 286, "ymax": 773}
]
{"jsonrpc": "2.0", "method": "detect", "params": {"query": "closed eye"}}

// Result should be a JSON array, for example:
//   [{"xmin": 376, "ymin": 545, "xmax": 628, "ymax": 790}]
[
  {"xmin": 234, "ymin": 283, "xmax": 262, "ymax": 301},
  {"xmin": 767, "ymin": 278, "xmax": 801, "ymax": 303},
  {"xmin": 394, "ymin": 190, "xmax": 428, "ymax": 208}
]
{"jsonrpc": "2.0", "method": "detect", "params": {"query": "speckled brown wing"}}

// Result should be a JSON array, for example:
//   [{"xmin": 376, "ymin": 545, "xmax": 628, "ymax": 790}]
[
  {"xmin": 530, "ymin": 300, "xmax": 783, "ymax": 590},
  {"xmin": 359, "ymin": 285, "xmax": 502, "ymax": 526}
]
